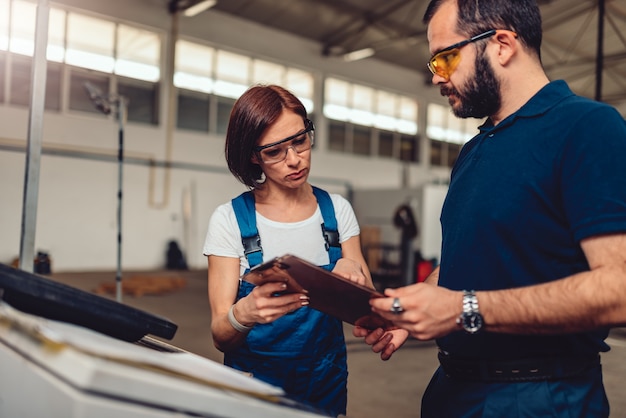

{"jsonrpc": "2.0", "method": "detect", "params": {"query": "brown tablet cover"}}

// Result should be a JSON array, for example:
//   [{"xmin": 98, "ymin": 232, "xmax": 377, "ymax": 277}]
[{"xmin": 242, "ymin": 254, "xmax": 393, "ymax": 330}]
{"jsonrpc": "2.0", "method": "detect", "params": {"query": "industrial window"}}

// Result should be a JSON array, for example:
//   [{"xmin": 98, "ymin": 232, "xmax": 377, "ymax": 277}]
[
  {"xmin": 353, "ymin": 125, "xmax": 371, "ymax": 156},
  {"xmin": 66, "ymin": 13, "xmax": 160, "ymax": 123},
  {"xmin": 0, "ymin": 0, "xmax": 8, "ymax": 52},
  {"xmin": 427, "ymin": 103, "xmax": 482, "ymax": 167},
  {"xmin": 175, "ymin": 90, "xmax": 235, "ymax": 134},
  {"xmin": 400, "ymin": 134, "xmax": 419, "ymax": 163},
  {"xmin": 430, "ymin": 139, "xmax": 463, "ymax": 168},
  {"xmin": 378, "ymin": 130, "xmax": 394, "ymax": 158},
  {"xmin": 426, "ymin": 103, "xmax": 481, "ymax": 143},
  {"xmin": 8, "ymin": 54, "xmax": 60, "ymax": 110},
  {"xmin": 324, "ymin": 77, "xmax": 419, "ymax": 159},
  {"xmin": 3, "ymin": 1, "xmax": 64, "ymax": 60},
  {"xmin": 8, "ymin": 0, "xmax": 38, "ymax": 56},
  {"xmin": 174, "ymin": 39, "xmax": 315, "ymax": 133},
  {"xmin": 66, "ymin": 14, "xmax": 161, "ymax": 82},
  {"xmin": 398, "ymin": 97, "xmax": 419, "ymax": 134},
  {"xmin": 118, "ymin": 77, "xmax": 159, "ymax": 124},
  {"xmin": 216, "ymin": 96, "xmax": 236, "ymax": 134},
  {"xmin": 177, "ymin": 89, "xmax": 210, "ymax": 132},
  {"xmin": 66, "ymin": 13, "xmax": 116, "ymax": 73},
  {"xmin": 285, "ymin": 67, "xmax": 313, "ymax": 111},
  {"xmin": 174, "ymin": 40, "xmax": 214, "ymax": 93},
  {"xmin": 115, "ymin": 24, "xmax": 161, "ymax": 82},
  {"xmin": 447, "ymin": 142, "xmax": 462, "ymax": 167},
  {"xmin": 67, "ymin": 67, "xmax": 159, "ymax": 125},
  {"xmin": 328, "ymin": 120, "xmax": 347, "ymax": 152},
  {"xmin": 214, "ymin": 49, "xmax": 249, "ymax": 99},
  {"xmin": 0, "ymin": 52, "xmax": 5, "ymax": 102},
  {"xmin": 0, "ymin": 1, "xmax": 161, "ymax": 124},
  {"xmin": 47, "ymin": 62, "xmax": 61, "ymax": 111},
  {"xmin": 252, "ymin": 59, "xmax": 284, "ymax": 84},
  {"xmin": 47, "ymin": 7, "xmax": 65, "ymax": 62},
  {"xmin": 430, "ymin": 139, "xmax": 443, "ymax": 167},
  {"xmin": 68, "ymin": 70, "xmax": 110, "ymax": 115}
]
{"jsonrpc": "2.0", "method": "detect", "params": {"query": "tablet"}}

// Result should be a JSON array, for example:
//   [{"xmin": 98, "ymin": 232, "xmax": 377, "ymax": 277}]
[{"xmin": 242, "ymin": 254, "xmax": 393, "ymax": 330}]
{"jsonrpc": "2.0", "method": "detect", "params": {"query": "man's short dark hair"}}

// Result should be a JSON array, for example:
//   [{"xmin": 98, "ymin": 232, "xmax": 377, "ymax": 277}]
[{"xmin": 423, "ymin": 0, "xmax": 543, "ymax": 60}]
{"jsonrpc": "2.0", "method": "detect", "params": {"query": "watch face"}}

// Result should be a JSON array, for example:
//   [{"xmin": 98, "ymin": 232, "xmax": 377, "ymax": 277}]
[{"xmin": 461, "ymin": 312, "xmax": 483, "ymax": 334}]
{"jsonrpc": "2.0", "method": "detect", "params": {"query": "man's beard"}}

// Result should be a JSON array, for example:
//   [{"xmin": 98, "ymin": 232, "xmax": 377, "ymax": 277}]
[{"xmin": 441, "ymin": 51, "xmax": 501, "ymax": 119}]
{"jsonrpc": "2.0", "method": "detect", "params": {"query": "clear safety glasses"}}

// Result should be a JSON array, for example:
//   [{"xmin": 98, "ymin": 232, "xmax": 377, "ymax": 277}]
[{"xmin": 254, "ymin": 119, "xmax": 315, "ymax": 164}]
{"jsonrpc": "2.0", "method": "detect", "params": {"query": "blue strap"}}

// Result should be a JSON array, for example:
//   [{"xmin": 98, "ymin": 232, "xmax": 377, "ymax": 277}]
[
  {"xmin": 231, "ymin": 191, "xmax": 263, "ymax": 267},
  {"xmin": 312, "ymin": 186, "xmax": 342, "ymax": 264},
  {"xmin": 232, "ymin": 187, "xmax": 342, "ymax": 267}
]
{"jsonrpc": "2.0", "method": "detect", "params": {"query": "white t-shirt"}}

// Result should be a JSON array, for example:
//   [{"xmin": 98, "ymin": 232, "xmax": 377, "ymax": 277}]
[{"xmin": 203, "ymin": 193, "xmax": 360, "ymax": 275}]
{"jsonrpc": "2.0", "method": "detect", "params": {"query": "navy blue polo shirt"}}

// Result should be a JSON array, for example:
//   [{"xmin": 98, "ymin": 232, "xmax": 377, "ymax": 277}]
[{"xmin": 437, "ymin": 80, "xmax": 626, "ymax": 359}]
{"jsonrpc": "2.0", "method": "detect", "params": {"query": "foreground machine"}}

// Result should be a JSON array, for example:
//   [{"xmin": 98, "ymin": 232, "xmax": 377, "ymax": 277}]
[{"xmin": 0, "ymin": 263, "xmax": 329, "ymax": 418}]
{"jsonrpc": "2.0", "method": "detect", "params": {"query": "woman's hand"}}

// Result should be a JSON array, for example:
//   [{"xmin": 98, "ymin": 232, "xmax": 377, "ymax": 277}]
[
  {"xmin": 234, "ymin": 281, "xmax": 310, "ymax": 326},
  {"xmin": 332, "ymin": 258, "xmax": 367, "ymax": 286},
  {"xmin": 353, "ymin": 326, "xmax": 409, "ymax": 361}
]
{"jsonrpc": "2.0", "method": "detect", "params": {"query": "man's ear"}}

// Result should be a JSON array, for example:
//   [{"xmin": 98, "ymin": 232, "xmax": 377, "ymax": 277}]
[{"xmin": 494, "ymin": 30, "xmax": 518, "ymax": 66}]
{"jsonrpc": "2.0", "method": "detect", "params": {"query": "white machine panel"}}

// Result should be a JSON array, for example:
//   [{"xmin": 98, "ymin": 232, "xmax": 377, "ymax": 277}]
[{"xmin": 0, "ymin": 302, "xmax": 327, "ymax": 418}]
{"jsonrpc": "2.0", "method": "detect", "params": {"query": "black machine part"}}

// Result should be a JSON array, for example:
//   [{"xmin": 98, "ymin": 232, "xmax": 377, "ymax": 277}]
[{"xmin": 0, "ymin": 263, "xmax": 177, "ymax": 342}]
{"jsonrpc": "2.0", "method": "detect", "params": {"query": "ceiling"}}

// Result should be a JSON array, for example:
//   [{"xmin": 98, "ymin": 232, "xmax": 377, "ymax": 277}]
[{"xmin": 177, "ymin": 0, "xmax": 626, "ymax": 115}]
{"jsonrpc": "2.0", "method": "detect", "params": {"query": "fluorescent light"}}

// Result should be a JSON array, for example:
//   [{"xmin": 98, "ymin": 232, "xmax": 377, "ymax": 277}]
[
  {"xmin": 343, "ymin": 47, "xmax": 375, "ymax": 62},
  {"xmin": 183, "ymin": 0, "xmax": 217, "ymax": 17}
]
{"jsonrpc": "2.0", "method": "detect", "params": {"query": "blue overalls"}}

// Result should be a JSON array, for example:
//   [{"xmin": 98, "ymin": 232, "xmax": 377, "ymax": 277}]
[{"xmin": 226, "ymin": 186, "xmax": 347, "ymax": 417}]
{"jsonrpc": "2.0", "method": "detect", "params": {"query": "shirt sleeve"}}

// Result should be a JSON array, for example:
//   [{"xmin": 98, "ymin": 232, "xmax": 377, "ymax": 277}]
[
  {"xmin": 202, "ymin": 202, "xmax": 244, "ymax": 259},
  {"xmin": 560, "ymin": 105, "xmax": 626, "ymax": 241},
  {"xmin": 331, "ymin": 193, "xmax": 361, "ymax": 243}
]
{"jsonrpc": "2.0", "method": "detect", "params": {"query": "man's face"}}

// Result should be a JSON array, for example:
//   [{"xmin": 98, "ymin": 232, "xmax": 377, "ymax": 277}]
[
  {"xmin": 441, "ymin": 50, "xmax": 502, "ymax": 119},
  {"xmin": 426, "ymin": 1, "xmax": 501, "ymax": 119}
]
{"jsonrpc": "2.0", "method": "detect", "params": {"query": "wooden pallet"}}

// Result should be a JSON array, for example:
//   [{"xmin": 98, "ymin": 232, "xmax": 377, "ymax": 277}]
[{"xmin": 94, "ymin": 275, "xmax": 187, "ymax": 297}]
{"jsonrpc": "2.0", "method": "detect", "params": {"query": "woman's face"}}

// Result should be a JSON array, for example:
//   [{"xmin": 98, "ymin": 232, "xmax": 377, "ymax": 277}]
[{"xmin": 253, "ymin": 110, "xmax": 312, "ymax": 189}]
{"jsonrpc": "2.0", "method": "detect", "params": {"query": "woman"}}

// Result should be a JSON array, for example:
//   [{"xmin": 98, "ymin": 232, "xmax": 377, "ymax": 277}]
[{"xmin": 203, "ymin": 84, "xmax": 393, "ymax": 416}]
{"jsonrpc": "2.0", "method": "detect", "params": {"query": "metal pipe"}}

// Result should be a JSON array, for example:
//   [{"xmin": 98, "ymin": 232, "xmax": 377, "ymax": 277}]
[
  {"xmin": 595, "ymin": 0, "xmax": 605, "ymax": 102},
  {"xmin": 19, "ymin": 0, "xmax": 49, "ymax": 273},
  {"xmin": 115, "ymin": 98, "xmax": 127, "ymax": 303},
  {"xmin": 1, "ymin": 142, "xmax": 354, "ymax": 196},
  {"xmin": 148, "ymin": 5, "xmax": 179, "ymax": 209}
]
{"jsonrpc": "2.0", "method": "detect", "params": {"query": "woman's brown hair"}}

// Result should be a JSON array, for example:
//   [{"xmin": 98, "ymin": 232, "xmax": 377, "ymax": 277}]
[{"xmin": 225, "ymin": 84, "xmax": 308, "ymax": 188}]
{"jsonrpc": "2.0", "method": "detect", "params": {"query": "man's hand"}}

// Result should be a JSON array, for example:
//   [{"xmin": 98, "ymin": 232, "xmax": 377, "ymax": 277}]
[{"xmin": 369, "ymin": 283, "xmax": 462, "ymax": 341}]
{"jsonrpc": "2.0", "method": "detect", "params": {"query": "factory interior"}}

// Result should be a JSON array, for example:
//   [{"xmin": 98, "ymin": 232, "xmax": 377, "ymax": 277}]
[{"xmin": 1, "ymin": 0, "xmax": 625, "ymax": 417}]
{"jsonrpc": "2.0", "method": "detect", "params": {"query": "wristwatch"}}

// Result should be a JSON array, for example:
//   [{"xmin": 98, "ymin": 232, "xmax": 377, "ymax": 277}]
[{"xmin": 457, "ymin": 290, "xmax": 484, "ymax": 334}]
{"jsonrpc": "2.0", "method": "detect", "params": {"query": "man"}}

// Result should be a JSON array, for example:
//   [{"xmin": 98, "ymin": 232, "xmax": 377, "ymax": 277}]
[{"xmin": 354, "ymin": 0, "xmax": 626, "ymax": 416}]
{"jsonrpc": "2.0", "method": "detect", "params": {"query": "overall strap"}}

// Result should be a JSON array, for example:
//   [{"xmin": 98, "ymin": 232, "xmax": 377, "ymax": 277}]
[
  {"xmin": 232, "ymin": 187, "xmax": 342, "ymax": 268},
  {"xmin": 312, "ymin": 186, "xmax": 342, "ymax": 264},
  {"xmin": 231, "ymin": 191, "xmax": 263, "ymax": 268}
]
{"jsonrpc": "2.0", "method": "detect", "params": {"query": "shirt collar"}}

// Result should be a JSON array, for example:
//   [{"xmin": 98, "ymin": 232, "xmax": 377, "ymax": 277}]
[{"xmin": 479, "ymin": 80, "xmax": 574, "ymax": 133}]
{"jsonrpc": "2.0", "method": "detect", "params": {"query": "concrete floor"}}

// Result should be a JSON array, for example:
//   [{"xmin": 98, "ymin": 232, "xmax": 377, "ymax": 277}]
[{"xmin": 49, "ymin": 269, "xmax": 626, "ymax": 418}]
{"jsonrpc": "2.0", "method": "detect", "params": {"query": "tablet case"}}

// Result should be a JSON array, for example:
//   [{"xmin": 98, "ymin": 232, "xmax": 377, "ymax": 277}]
[{"xmin": 242, "ymin": 254, "xmax": 393, "ymax": 330}]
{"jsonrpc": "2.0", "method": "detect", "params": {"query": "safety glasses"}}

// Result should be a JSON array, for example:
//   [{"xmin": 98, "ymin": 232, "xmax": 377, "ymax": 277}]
[
  {"xmin": 427, "ymin": 29, "xmax": 500, "ymax": 80},
  {"xmin": 254, "ymin": 119, "xmax": 315, "ymax": 164}
]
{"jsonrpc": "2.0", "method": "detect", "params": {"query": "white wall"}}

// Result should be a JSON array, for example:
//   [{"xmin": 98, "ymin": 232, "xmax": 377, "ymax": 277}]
[
  {"xmin": 0, "ymin": 0, "xmax": 452, "ymax": 272},
  {"xmin": 420, "ymin": 184, "xmax": 448, "ymax": 261}
]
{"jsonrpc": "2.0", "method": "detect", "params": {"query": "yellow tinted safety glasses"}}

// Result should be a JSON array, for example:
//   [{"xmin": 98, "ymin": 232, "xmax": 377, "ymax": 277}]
[{"xmin": 427, "ymin": 29, "xmax": 518, "ymax": 80}]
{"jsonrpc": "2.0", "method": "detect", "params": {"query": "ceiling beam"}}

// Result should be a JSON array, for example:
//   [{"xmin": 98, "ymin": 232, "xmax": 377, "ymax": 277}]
[
  {"xmin": 321, "ymin": 0, "xmax": 420, "ymax": 55},
  {"xmin": 544, "ymin": 51, "xmax": 626, "ymax": 70},
  {"xmin": 168, "ymin": 0, "xmax": 216, "ymax": 16}
]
